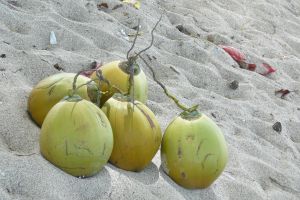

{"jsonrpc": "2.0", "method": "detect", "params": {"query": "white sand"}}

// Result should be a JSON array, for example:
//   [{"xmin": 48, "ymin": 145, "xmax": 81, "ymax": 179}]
[{"xmin": 1, "ymin": 0, "xmax": 300, "ymax": 199}]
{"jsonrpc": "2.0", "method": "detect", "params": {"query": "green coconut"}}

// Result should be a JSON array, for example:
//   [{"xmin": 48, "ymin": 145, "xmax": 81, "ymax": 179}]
[
  {"xmin": 28, "ymin": 73, "xmax": 98, "ymax": 126},
  {"xmin": 40, "ymin": 95, "xmax": 113, "ymax": 177},
  {"xmin": 101, "ymin": 94, "xmax": 162, "ymax": 171},
  {"xmin": 161, "ymin": 111, "xmax": 228, "ymax": 189}
]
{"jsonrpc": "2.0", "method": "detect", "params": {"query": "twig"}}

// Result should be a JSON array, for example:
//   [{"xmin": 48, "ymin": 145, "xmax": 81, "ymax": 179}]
[
  {"xmin": 127, "ymin": 19, "xmax": 141, "ymax": 60},
  {"xmin": 14, "ymin": 152, "xmax": 37, "ymax": 157},
  {"xmin": 275, "ymin": 89, "xmax": 296, "ymax": 99},
  {"xmin": 133, "ymin": 15, "xmax": 162, "ymax": 59},
  {"xmin": 139, "ymin": 55, "xmax": 194, "ymax": 112}
]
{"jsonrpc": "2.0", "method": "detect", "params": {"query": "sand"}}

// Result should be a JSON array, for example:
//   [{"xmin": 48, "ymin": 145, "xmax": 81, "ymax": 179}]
[{"xmin": 0, "ymin": 0, "xmax": 300, "ymax": 199}]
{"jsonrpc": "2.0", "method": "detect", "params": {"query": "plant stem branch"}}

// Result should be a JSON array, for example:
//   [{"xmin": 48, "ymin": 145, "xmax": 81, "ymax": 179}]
[
  {"xmin": 127, "ymin": 19, "xmax": 141, "ymax": 60},
  {"xmin": 134, "ymin": 15, "xmax": 162, "ymax": 59},
  {"xmin": 139, "ymin": 55, "xmax": 193, "ymax": 112}
]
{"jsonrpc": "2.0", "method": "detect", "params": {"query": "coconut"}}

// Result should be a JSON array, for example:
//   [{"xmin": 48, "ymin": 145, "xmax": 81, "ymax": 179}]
[
  {"xmin": 40, "ymin": 95, "xmax": 113, "ymax": 177},
  {"xmin": 139, "ymin": 48, "xmax": 228, "ymax": 189},
  {"xmin": 90, "ymin": 60, "xmax": 148, "ymax": 107},
  {"xmin": 101, "ymin": 94, "xmax": 161, "ymax": 171},
  {"xmin": 28, "ymin": 73, "xmax": 98, "ymax": 126},
  {"xmin": 161, "ymin": 111, "xmax": 228, "ymax": 189}
]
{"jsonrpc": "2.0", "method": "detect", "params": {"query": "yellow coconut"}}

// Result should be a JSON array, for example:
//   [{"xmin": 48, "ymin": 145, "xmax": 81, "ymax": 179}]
[
  {"xmin": 28, "ymin": 73, "xmax": 98, "ymax": 126},
  {"xmin": 40, "ymin": 95, "xmax": 113, "ymax": 177},
  {"xmin": 161, "ymin": 111, "xmax": 228, "ymax": 189},
  {"xmin": 101, "ymin": 94, "xmax": 161, "ymax": 171},
  {"xmin": 90, "ymin": 60, "xmax": 148, "ymax": 107}
]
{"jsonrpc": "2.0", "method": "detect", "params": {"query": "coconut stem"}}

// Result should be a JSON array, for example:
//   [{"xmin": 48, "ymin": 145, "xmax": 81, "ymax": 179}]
[
  {"xmin": 75, "ymin": 79, "xmax": 96, "ymax": 91},
  {"xmin": 139, "ymin": 55, "xmax": 198, "ymax": 113},
  {"xmin": 72, "ymin": 69, "xmax": 99, "ymax": 95},
  {"xmin": 132, "ymin": 15, "xmax": 162, "ymax": 60},
  {"xmin": 71, "ymin": 69, "xmax": 124, "ymax": 106},
  {"xmin": 72, "ymin": 69, "xmax": 124, "ymax": 94},
  {"xmin": 126, "ymin": 19, "xmax": 141, "ymax": 60},
  {"xmin": 128, "ymin": 60, "xmax": 135, "ymax": 105},
  {"xmin": 124, "ymin": 16, "xmax": 163, "ymax": 105},
  {"xmin": 72, "ymin": 71, "xmax": 82, "ymax": 95},
  {"xmin": 126, "ymin": 19, "xmax": 141, "ymax": 104},
  {"xmin": 75, "ymin": 78, "xmax": 108, "ymax": 96}
]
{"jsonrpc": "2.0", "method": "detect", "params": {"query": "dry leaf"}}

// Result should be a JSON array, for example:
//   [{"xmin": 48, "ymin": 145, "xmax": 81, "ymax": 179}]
[
  {"xmin": 97, "ymin": 3, "xmax": 109, "ymax": 9},
  {"xmin": 275, "ymin": 89, "xmax": 291, "ymax": 99},
  {"xmin": 122, "ymin": 0, "xmax": 141, "ymax": 9}
]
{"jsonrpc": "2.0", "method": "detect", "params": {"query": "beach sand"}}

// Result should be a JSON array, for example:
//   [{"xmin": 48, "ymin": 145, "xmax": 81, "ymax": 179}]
[{"xmin": 0, "ymin": 0, "xmax": 300, "ymax": 199}]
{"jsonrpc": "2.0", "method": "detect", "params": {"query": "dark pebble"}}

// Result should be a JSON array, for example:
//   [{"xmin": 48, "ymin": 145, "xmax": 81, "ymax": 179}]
[
  {"xmin": 90, "ymin": 61, "xmax": 98, "ymax": 69},
  {"xmin": 229, "ymin": 80, "xmax": 239, "ymax": 90},
  {"xmin": 176, "ymin": 25, "xmax": 191, "ymax": 36},
  {"xmin": 272, "ymin": 122, "xmax": 282, "ymax": 133},
  {"xmin": 53, "ymin": 63, "xmax": 63, "ymax": 71},
  {"xmin": 211, "ymin": 113, "xmax": 217, "ymax": 118},
  {"xmin": 97, "ymin": 3, "xmax": 108, "ymax": 9},
  {"xmin": 0, "ymin": 54, "xmax": 6, "ymax": 58},
  {"xmin": 176, "ymin": 25, "xmax": 184, "ymax": 32}
]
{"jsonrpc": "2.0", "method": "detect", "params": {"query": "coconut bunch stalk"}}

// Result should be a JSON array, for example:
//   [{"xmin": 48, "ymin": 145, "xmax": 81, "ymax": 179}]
[{"xmin": 98, "ymin": 17, "xmax": 163, "ymax": 171}]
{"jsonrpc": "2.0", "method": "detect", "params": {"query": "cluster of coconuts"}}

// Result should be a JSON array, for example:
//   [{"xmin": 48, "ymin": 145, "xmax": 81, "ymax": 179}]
[
  {"xmin": 29, "ymin": 12, "xmax": 227, "ymax": 186},
  {"xmin": 28, "ymin": 59, "xmax": 161, "ymax": 178},
  {"xmin": 28, "ymin": 58, "xmax": 228, "ymax": 188}
]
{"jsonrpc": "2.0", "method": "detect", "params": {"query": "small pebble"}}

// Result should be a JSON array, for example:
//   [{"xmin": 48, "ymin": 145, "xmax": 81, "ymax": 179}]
[
  {"xmin": 176, "ymin": 25, "xmax": 191, "ymax": 36},
  {"xmin": 53, "ymin": 63, "xmax": 63, "ymax": 71},
  {"xmin": 272, "ymin": 122, "xmax": 282, "ymax": 133},
  {"xmin": 229, "ymin": 80, "xmax": 239, "ymax": 90},
  {"xmin": 211, "ymin": 113, "xmax": 217, "ymax": 118},
  {"xmin": 0, "ymin": 54, "xmax": 6, "ymax": 58},
  {"xmin": 176, "ymin": 25, "xmax": 184, "ymax": 32},
  {"xmin": 90, "ymin": 61, "xmax": 98, "ymax": 69},
  {"xmin": 207, "ymin": 35, "xmax": 214, "ymax": 43}
]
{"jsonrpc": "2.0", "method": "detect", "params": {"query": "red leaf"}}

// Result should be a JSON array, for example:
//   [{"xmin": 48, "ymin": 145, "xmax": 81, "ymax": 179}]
[
  {"xmin": 220, "ymin": 45, "xmax": 246, "ymax": 63},
  {"xmin": 260, "ymin": 63, "xmax": 276, "ymax": 75},
  {"xmin": 80, "ymin": 62, "xmax": 102, "ymax": 77},
  {"xmin": 275, "ymin": 89, "xmax": 291, "ymax": 99},
  {"xmin": 247, "ymin": 63, "xmax": 257, "ymax": 71}
]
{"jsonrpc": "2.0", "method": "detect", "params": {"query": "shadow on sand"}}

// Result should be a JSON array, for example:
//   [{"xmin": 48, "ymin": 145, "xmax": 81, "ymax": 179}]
[{"xmin": 107, "ymin": 162, "xmax": 159, "ymax": 185}]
